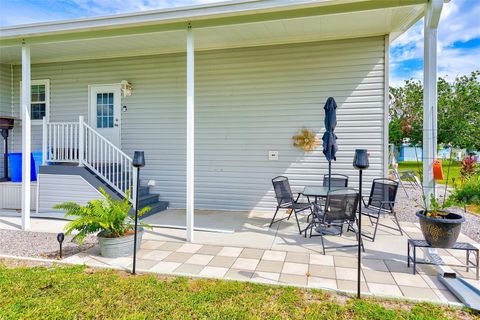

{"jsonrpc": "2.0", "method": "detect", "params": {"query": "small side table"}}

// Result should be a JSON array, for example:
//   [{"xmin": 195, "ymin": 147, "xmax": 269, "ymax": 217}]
[{"xmin": 407, "ymin": 239, "xmax": 479, "ymax": 280}]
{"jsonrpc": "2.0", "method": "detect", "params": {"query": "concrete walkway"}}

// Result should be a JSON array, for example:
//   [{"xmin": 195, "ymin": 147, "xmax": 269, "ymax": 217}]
[{"xmin": 1, "ymin": 209, "xmax": 479, "ymax": 304}]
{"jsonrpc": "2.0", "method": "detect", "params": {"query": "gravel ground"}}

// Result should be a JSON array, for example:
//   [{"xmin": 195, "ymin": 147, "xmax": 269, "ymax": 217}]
[
  {"xmin": 0, "ymin": 230, "xmax": 96, "ymax": 259},
  {"xmin": 395, "ymin": 184, "xmax": 480, "ymax": 243}
]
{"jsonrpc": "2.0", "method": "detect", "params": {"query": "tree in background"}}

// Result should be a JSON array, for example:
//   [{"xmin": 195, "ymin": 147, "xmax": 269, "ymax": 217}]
[{"xmin": 389, "ymin": 70, "xmax": 480, "ymax": 150}]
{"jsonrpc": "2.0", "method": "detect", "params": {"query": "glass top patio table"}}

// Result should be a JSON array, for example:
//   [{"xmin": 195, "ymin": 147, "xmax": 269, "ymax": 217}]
[{"xmin": 302, "ymin": 186, "xmax": 356, "ymax": 198}]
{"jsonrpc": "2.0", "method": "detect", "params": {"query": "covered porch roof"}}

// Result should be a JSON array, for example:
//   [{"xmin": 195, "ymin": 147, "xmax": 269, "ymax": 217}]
[
  {"xmin": 0, "ymin": 0, "xmax": 426, "ymax": 64},
  {"xmin": 1, "ymin": 0, "xmax": 443, "ymax": 245}
]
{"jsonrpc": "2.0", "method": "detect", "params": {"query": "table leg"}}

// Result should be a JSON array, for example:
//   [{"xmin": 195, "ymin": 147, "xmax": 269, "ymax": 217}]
[
  {"xmin": 407, "ymin": 242, "xmax": 410, "ymax": 267},
  {"xmin": 476, "ymin": 250, "xmax": 479, "ymax": 281},
  {"xmin": 413, "ymin": 246, "xmax": 416, "ymax": 275},
  {"xmin": 466, "ymin": 250, "xmax": 469, "ymax": 272}
]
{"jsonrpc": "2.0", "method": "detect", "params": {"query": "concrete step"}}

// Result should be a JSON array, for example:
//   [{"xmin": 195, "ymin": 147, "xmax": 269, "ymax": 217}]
[
  {"xmin": 140, "ymin": 201, "xmax": 169, "ymax": 218},
  {"xmin": 138, "ymin": 193, "xmax": 159, "ymax": 207}
]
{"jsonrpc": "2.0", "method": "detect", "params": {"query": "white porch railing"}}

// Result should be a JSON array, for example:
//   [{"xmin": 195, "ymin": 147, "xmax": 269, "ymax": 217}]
[
  {"xmin": 42, "ymin": 120, "xmax": 80, "ymax": 163},
  {"xmin": 42, "ymin": 116, "xmax": 136, "ymax": 203}
]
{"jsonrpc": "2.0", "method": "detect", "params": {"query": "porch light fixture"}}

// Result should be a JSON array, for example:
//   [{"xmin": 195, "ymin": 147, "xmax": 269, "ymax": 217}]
[
  {"xmin": 132, "ymin": 151, "xmax": 145, "ymax": 275},
  {"xmin": 120, "ymin": 80, "xmax": 132, "ymax": 97},
  {"xmin": 353, "ymin": 149, "xmax": 369, "ymax": 299}
]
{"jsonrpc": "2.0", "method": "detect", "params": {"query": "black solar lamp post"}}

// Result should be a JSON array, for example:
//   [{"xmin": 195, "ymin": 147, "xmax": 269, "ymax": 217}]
[
  {"xmin": 57, "ymin": 232, "xmax": 65, "ymax": 259},
  {"xmin": 353, "ymin": 149, "xmax": 369, "ymax": 299},
  {"xmin": 132, "ymin": 151, "xmax": 145, "ymax": 275}
]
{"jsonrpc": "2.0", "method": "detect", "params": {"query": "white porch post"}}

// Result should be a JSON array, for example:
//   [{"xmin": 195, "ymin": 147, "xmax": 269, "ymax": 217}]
[
  {"xmin": 78, "ymin": 116, "xmax": 85, "ymax": 166},
  {"xmin": 423, "ymin": 0, "xmax": 443, "ymax": 207},
  {"xmin": 186, "ymin": 24, "xmax": 195, "ymax": 242},
  {"xmin": 42, "ymin": 117, "xmax": 47, "ymax": 165},
  {"xmin": 21, "ymin": 44, "xmax": 31, "ymax": 230}
]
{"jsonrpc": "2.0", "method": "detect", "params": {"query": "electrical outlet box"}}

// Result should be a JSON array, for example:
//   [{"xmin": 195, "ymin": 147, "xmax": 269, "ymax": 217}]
[
  {"xmin": 268, "ymin": 151, "xmax": 279, "ymax": 160},
  {"xmin": 147, "ymin": 180, "xmax": 156, "ymax": 187}
]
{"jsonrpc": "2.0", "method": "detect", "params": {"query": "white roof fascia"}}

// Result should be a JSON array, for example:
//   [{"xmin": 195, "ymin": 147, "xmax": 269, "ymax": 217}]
[
  {"xmin": 0, "ymin": 0, "xmax": 358, "ymax": 38},
  {"xmin": 0, "ymin": 0, "xmax": 426, "ymax": 40}
]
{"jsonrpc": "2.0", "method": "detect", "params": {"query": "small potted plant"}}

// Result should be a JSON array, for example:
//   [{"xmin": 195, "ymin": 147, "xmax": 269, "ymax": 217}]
[
  {"xmin": 416, "ymin": 193, "xmax": 465, "ymax": 248},
  {"xmin": 54, "ymin": 188, "xmax": 150, "ymax": 258}
]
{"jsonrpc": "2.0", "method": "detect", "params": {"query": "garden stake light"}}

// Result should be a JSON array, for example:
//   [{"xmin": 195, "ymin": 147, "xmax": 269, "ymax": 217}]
[
  {"xmin": 353, "ymin": 149, "xmax": 369, "ymax": 299},
  {"xmin": 57, "ymin": 232, "xmax": 65, "ymax": 258}
]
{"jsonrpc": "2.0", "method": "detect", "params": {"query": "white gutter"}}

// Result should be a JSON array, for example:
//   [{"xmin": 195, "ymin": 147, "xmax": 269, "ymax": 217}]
[
  {"xmin": 0, "ymin": 0, "xmax": 358, "ymax": 39},
  {"xmin": 0, "ymin": 0, "xmax": 431, "ymax": 43}
]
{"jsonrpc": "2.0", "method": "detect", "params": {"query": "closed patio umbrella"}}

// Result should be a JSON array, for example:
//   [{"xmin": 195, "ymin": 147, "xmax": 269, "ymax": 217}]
[{"xmin": 322, "ymin": 97, "xmax": 338, "ymax": 190}]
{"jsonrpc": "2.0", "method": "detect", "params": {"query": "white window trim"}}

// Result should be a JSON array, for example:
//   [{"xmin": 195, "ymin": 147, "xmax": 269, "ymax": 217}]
[{"xmin": 19, "ymin": 79, "xmax": 50, "ymax": 125}]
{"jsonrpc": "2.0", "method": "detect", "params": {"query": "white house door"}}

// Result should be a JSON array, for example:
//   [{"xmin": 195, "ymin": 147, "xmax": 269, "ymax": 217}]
[{"xmin": 89, "ymin": 84, "xmax": 121, "ymax": 148}]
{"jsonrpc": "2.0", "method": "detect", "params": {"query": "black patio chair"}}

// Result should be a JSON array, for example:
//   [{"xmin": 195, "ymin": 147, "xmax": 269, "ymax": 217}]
[
  {"xmin": 307, "ymin": 174, "xmax": 349, "ymax": 210},
  {"xmin": 361, "ymin": 178, "xmax": 403, "ymax": 241},
  {"xmin": 306, "ymin": 188, "xmax": 364, "ymax": 255},
  {"xmin": 269, "ymin": 176, "xmax": 313, "ymax": 234},
  {"xmin": 322, "ymin": 174, "xmax": 349, "ymax": 187}
]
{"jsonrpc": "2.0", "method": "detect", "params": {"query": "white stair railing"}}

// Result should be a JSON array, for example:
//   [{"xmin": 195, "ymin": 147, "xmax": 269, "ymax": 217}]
[
  {"xmin": 42, "ymin": 117, "xmax": 80, "ymax": 163},
  {"xmin": 42, "ymin": 116, "xmax": 136, "ymax": 203}
]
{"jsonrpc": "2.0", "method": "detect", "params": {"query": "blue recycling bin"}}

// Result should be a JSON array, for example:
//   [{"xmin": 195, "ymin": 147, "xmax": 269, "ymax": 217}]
[
  {"xmin": 7, "ymin": 153, "xmax": 39, "ymax": 182},
  {"xmin": 32, "ymin": 151, "xmax": 43, "ymax": 179}
]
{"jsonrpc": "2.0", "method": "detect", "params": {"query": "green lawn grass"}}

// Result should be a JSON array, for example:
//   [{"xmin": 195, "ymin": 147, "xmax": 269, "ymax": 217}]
[
  {"xmin": 0, "ymin": 263, "xmax": 478, "ymax": 320},
  {"xmin": 396, "ymin": 160, "xmax": 462, "ymax": 186}
]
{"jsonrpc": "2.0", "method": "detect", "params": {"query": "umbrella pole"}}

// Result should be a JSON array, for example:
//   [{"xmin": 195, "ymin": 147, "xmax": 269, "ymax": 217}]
[{"xmin": 328, "ymin": 161, "xmax": 331, "ymax": 190}]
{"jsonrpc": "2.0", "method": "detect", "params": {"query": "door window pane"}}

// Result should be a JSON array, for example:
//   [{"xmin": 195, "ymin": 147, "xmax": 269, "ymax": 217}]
[{"xmin": 96, "ymin": 92, "xmax": 114, "ymax": 128}]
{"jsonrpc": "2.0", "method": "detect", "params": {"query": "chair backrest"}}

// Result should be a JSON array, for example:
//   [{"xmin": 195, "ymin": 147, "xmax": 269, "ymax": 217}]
[
  {"xmin": 322, "ymin": 174, "xmax": 349, "ymax": 187},
  {"xmin": 367, "ymin": 178, "xmax": 399, "ymax": 211},
  {"xmin": 272, "ymin": 176, "xmax": 294, "ymax": 206},
  {"xmin": 323, "ymin": 189, "xmax": 359, "ymax": 223}
]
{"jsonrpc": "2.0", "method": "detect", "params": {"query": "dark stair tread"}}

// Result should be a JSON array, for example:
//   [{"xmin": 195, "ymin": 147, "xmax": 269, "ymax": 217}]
[
  {"xmin": 138, "ymin": 194, "xmax": 160, "ymax": 207},
  {"xmin": 69, "ymin": 165, "xmax": 168, "ymax": 216},
  {"xmin": 140, "ymin": 201, "xmax": 169, "ymax": 218}
]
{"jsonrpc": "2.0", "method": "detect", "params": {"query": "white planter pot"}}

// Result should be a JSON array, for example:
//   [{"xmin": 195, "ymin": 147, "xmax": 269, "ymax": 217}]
[{"xmin": 97, "ymin": 228, "xmax": 143, "ymax": 258}]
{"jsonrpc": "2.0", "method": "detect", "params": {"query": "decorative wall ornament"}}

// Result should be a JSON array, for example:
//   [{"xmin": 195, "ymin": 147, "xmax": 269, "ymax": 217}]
[{"xmin": 292, "ymin": 128, "xmax": 319, "ymax": 152}]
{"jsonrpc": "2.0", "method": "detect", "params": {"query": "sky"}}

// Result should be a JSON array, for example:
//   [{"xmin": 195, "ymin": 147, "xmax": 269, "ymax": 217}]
[{"xmin": 1, "ymin": 0, "xmax": 479, "ymax": 87}]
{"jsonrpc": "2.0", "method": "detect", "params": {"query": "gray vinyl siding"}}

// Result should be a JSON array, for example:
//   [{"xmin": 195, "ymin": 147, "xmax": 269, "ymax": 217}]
[
  {"xmin": 0, "ymin": 64, "xmax": 12, "ymax": 178},
  {"xmin": 0, "ymin": 182, "xmax": 37, "ymax": 210},
  {"xmin": 37, "ymin": 174, "xmax": 103, "ymax": 212},
  {"xmin": 11, "ymin": 36, "xmax": 386, "ymax": 211}
]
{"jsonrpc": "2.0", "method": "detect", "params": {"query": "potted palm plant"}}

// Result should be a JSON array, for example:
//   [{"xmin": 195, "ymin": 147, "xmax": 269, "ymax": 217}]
[
  {"xmin": 54, "ymin": 188, "xmax": 151, "ymax": 258},
  {"xmin": 416, "ymin": 193, "xmax": 465, "ymax": 248}
]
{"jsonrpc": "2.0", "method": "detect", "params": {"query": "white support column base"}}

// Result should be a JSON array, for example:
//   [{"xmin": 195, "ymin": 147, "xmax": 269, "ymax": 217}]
[
  {"xmin": 186, "ymin": 25, "xmax": 195, "ymax": 242},
  {"xmin": 21, "ymin": 45, "xmax": 31, "ymax": 230}
]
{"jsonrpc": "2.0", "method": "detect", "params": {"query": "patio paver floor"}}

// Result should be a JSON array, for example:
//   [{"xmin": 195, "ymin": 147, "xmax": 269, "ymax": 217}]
[
  {"xmin": 2, "ymin": 210, "xmax": 478, "ymax": 305},
  {"xmin": 64, "ymin": 233, "xmax": 478, "ymax": 304}
]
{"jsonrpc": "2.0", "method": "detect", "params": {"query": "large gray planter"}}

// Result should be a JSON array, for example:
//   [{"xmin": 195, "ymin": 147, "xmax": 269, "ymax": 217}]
[
  {"xmin": 416, "ymin": 210, "xmax": 464, "ymax": 248},
  {"xmin": 97, "ymin": 228, "xmax": 143, "ymax": 258}
]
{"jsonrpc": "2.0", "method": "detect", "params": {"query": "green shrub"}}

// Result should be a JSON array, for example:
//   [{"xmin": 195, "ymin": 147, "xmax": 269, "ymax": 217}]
[
  {"xmin": 54, "ymin": 188, "xmax": 150, "ymax": 243},
  {"xmin": 450, "ymin": 175, "xmax": 480, "ymax": 205}
]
